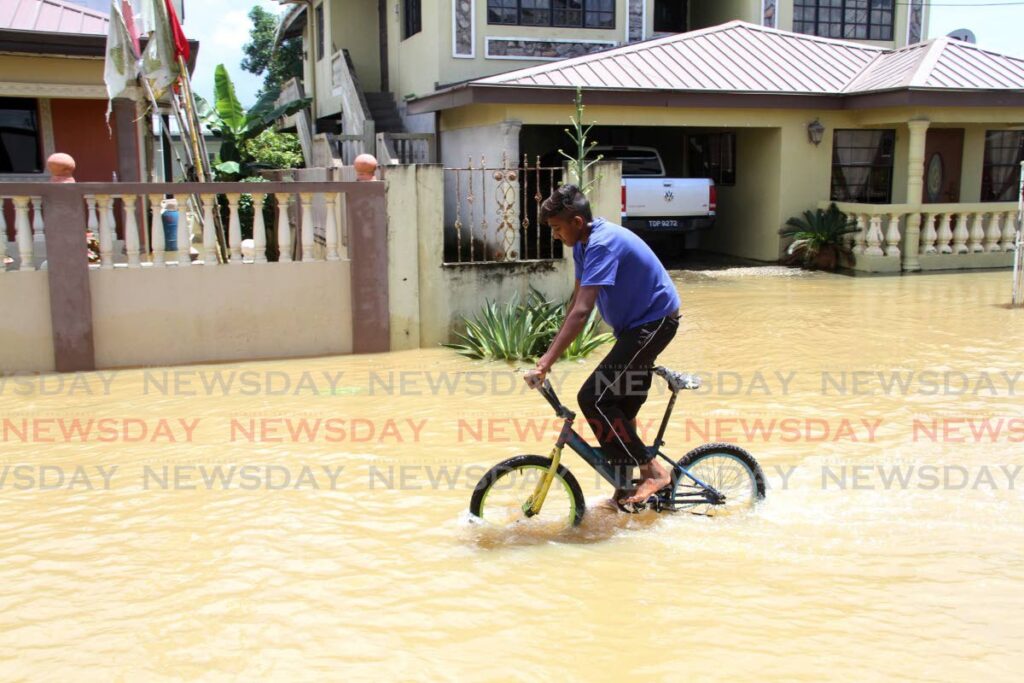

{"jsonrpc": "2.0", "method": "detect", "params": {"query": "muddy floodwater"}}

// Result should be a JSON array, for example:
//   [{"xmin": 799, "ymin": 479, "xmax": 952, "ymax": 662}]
[{"xmin": 1, "ymin": 269, "xmax": 1022, "ymax": 680}]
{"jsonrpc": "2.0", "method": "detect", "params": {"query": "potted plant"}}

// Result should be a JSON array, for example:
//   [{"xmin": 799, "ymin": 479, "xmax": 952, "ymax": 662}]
[{"xmin": 779, "ymin": 203, "xmax": 860, "ymax": 271}]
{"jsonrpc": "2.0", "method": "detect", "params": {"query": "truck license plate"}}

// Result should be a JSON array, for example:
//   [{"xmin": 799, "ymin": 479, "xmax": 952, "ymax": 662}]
[{"xmin": 648, "ymin": 219, "xmax": 679, "ymax": 229}]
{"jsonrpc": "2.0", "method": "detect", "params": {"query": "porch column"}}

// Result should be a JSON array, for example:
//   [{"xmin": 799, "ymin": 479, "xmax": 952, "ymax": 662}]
[{"xmin": 903, "ymin": 119, "xmax": 930, "ymax": 271}]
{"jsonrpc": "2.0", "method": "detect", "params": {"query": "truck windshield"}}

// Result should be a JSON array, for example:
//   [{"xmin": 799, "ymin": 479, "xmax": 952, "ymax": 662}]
[{"xmin": 587, "ymin": 149, "xmax": 663, "ymax": 176}]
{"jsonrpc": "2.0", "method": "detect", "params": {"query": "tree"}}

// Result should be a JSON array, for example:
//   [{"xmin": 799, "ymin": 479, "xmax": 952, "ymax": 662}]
[
  {"xmin": 196, "ymin": 64, "xmax": 309, "ymax": 178},
  {"xmin": 241, "ymin": 6, "xmax": 302, "ymax": 98}
]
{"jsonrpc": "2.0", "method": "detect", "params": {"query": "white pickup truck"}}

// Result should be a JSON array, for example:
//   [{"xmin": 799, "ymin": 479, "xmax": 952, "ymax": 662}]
[{"xmin": 590, "ymin": 146, "xmax": 716, "ymax": 245}]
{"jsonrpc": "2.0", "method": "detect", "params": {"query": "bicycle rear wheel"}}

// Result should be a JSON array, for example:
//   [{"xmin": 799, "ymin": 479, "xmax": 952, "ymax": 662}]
[
  {"xmin": 469, "ymin": 455, "xmax": 586, "ymax": 529},
  {"xmin": 671, "ymin": 443, "xmax": 766, "ymax": 516}
]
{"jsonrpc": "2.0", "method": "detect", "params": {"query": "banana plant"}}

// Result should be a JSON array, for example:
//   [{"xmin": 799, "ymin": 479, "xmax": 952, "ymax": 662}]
[{"xmin": 196, "ymin": 64, "xmax": 310, "ymax": 178}]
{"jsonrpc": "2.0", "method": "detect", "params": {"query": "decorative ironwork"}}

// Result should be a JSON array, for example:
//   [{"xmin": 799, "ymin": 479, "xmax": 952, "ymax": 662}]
[
  {"xmin": 494, "ymin": 153, "xmax": 518, "ymax": 261},
  {"xmin": 454, "ymin": 165, "xmax": 463, "ymax": 260},
  {"xmin": 443, "ymin": 156, "xmax": 565, "ymax": 264}
]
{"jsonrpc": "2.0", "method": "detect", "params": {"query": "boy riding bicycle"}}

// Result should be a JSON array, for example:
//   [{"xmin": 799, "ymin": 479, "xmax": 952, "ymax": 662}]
[{"xmin": 524, "ymin": 185, "xmax": 681, "ymax": 506}]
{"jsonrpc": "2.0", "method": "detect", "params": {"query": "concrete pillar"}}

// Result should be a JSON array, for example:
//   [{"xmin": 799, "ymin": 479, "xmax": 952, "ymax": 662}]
[
  {"xmin": 40, "ymin": 184, "xmax": 95, "ymax": 372},
  {"xmin": 903, "ymin": 119, "xmax": 930, "ymax": 271},
  {"xmin": 416, "ymin": 165, "xmax": 447, "ymax": 348},
  {"xmin": 382, "ymin": 164, "xmax": 422, "ymax": 350},
  {"xmin": 347, "ymin": 182, "xmax": 391, "ymax": 353}
]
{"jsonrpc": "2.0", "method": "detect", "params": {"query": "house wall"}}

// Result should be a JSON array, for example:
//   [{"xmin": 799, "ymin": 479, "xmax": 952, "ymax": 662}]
[
  {"xmin": 0, "ymin": 262, "xmax": 354, "ymax": 374},
  {"xmin": 299, "ymin": 1, "xmax": 346, "ymax": 119},
  {"xmin": 703, "ymin": 126, "xmax": 783, "ymax": 260},
  {"xmin": 90, "ymin": 262, "xmax": 353, "ymax": 368},
  {"xmin": 388, "ymin": 0, "xmax": 442, "ymax": 100},
  {"xmin": 438, "ymin": 101, "xmax": 1024, "ymax": 262},
  {"xmin": 0, "ymin": 54, "xmax": 105, "ymax": 91},
  {"xmin": 311, "ymin": 0, "xmax": 933, "ymax": 128},
  {"xmin": 0, "ymin": 271, "xmax": 55, "ymax": 374},
  {"xmin": 331, "ymin": 0, "xmax": 382, "ymax": 93},
  {"xmin": 50, "ymin": 99, "xmax": 120, "ymax": 182}
]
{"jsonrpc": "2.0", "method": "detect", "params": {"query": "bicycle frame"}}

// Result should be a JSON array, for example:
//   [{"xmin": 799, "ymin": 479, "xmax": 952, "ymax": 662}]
[{"xmin": 524, "ymin": 379, "xmax": 724, "ymax": 515}]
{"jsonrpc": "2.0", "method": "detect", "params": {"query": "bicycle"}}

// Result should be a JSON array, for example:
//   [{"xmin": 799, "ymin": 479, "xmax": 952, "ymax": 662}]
[{"xmin": 469, "ymin": 366, "xmax": 767, "ymax": 528}]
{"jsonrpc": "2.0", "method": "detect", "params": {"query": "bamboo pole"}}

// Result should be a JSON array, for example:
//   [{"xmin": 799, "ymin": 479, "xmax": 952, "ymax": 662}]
[{"xmin": 176, "ymin": 55, "xmax": 227, "ymax": 262}]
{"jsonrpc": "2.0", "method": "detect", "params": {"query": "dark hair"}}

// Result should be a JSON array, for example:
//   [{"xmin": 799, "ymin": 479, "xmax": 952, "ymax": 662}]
[{"xmin": 539, "ymin": 184, "xmax": 592, "ymax": 226}]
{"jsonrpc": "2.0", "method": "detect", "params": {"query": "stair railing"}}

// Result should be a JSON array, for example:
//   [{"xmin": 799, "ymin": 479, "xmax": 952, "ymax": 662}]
[{"xmin": 331, "ymin": 49, "xmax": 375, "ymax": 164}]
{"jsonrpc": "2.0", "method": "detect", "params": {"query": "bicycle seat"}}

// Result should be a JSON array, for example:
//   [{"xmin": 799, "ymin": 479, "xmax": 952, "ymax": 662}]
[{"xmin": 654, "ymin": 366, "xmax": 702, "ymax": 392}]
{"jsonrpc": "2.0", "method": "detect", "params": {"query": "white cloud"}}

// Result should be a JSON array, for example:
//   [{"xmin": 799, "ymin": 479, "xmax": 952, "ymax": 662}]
[{"xmin": 183, "ymin": 0, "xmax": 284, "ymax": 106}]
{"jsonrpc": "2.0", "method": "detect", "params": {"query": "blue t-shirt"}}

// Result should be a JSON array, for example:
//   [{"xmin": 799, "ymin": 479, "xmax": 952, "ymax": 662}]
[{"xmin": 573, "ymin": 218, "xmax": 681, "ymax": 336}]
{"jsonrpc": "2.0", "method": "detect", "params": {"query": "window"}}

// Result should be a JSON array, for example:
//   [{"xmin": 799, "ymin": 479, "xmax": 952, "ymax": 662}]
[
  {"xmin": 687, "ymin": 133, "xmax": 736, "ymax": 186},
  {"xmin": 793, "ymin": 0, "xmax": 893, "ymax": 41},
  {"xmin": 404, "ymin": 0, "xmax": 422, "ymax": 39},
  {"xmin": 487, "ymin": 0, "xmax": 615, "ymax": 29},
  {"xmin": 0, "ymin": 98, "xmax": 41, "ymax": 174},
  {"xmin": 830, "ymin": 129, "xmax": 895, "ymax": 203},
  {"xmin": 653, "ymin": 0, "xmax": 687, "ymax": 33},
  {"xmin": 315, "ymin": 3, "xmax": 324, "ymax": 60},
  {"xmin": 981, "ymin": 130, "xmax": 1024, "ymax": 201}
]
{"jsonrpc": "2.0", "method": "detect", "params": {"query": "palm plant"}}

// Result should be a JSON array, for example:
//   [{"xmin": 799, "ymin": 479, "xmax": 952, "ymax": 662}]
[
  {"xmin": 779, "ymin": 202, "xmax": 860, "ymax": 271},
  {"xmin": 444, "ymin": 289, "xmax": 613, "ymax": 361}
]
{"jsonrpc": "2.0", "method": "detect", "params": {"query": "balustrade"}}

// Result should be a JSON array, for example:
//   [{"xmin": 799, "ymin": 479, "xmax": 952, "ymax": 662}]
[
  {"xmin": 0, "ymin": 181, "xmax": 359, "ymax": 273},
  {"xmin": 824, "ymin": 201, "xmax": 1019, "ymax": 272}
]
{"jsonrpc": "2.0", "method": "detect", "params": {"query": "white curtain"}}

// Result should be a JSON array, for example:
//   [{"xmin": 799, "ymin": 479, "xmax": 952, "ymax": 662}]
[
  {"xmin": 985, "ymin": 131, "xmax": 1024, "ymax": 201},
  {"xmin": 833, "ymin": 130, "xmax": 883, "ymax": 202}
]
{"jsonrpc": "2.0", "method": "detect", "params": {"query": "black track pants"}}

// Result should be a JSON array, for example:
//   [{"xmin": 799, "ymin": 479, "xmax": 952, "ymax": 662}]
[{"xmin": 576, "ymin": 314, "xmax": 679, "ymax": 466}]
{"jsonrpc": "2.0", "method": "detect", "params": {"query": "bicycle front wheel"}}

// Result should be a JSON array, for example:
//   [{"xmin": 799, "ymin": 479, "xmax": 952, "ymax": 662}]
[
  {"xmin": 469, "ymin": 455, "xmax": 586, "ymax": 529},
  {"xmin": 672, "ymin": 443, "xmax": 766, "ymax": 516}
]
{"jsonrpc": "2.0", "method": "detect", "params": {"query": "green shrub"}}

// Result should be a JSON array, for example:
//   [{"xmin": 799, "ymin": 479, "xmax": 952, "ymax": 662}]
[
  {"xmin": 241, "ymin": 129, "xmax": 304, "ymax": 171},
  {"xmin": 444, "ymin": 288, "xmax": 613, "ymax": 361}
]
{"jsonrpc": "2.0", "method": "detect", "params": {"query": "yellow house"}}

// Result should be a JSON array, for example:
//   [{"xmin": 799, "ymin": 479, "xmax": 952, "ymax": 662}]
[
  {"xmin": 279, "ymin": 2, "xmax": 1023, "ymax": 271},
  {"xmin": 411, "ymin": 22, "xmax": 1024, "ymax": 270},
  {"xmin": 280, "ymin": 0, "xmax": 932, "ymax": 132}
]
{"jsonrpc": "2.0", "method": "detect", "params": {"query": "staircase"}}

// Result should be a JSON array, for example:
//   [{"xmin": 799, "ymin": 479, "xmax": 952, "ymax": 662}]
[
  {"xmin": 323, "ymin": 49, "xmax": 434, "ymax": 165},
  {"xmin": 363, "ymin": 92, "xmax": 405, "ymax": 134}
]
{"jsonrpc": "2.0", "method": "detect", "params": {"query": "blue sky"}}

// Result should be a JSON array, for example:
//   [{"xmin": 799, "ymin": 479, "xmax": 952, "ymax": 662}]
[{"xmin": 81, "ymin": 0, "xmax": 1024, "ymax": 107}]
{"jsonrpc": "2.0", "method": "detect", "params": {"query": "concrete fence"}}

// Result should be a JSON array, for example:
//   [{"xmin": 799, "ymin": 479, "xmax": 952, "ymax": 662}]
[
  {"xmin": 2, "ymin": 161, "xmax": 621, "ymax": 374},
  {"xmin": 1, "ymin": 181, "xmax": 388, "ymax": 374},
  {"xmin": 382, "ymin": 160, "xmax": 622, "ymax": 349}
]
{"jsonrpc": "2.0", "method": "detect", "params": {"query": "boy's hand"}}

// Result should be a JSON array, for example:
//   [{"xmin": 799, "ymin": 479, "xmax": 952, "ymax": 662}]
[{"xmin": 524, "ymin": 365, "xmax": 548, "ymax": 389}]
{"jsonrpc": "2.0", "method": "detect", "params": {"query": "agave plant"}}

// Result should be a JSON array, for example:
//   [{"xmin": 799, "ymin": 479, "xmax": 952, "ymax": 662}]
[
  {"xmin": 444, "ymin": 288, "xmax": 613, "ymax": 361},
  {"xmin": 779, "ymin": 202, "xmax": 860, "ymax": 271}
]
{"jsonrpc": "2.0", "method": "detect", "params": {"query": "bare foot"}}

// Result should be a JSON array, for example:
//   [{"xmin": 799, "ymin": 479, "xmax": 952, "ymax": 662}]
[{"xmin": 620, "ymin": 461, "xmax": 671, "ymax": 504}]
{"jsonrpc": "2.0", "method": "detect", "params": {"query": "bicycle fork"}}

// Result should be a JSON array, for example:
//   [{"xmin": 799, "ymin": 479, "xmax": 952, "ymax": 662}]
[
  {"xmin": 522, "ymin": 443, "xmax": 563, "ymax": 518},
  {"xmin": 523, "ymin": 418, "xmax": 576, "ymax": 518}
]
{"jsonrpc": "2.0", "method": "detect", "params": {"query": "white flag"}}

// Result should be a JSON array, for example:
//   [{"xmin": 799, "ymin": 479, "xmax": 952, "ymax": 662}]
[
  {"xmin": 104, "ymin": 0, "xmax": 139, "ymax": 102},
  {"xmin": 140, "ymin": 0, "xmax": 180, "ymax": 99}
]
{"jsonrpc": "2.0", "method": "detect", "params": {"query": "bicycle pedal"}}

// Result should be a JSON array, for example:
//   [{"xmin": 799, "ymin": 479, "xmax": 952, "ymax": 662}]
[{"xmin": 617, "ymin": 495, "xmax": 660, "ymax": 514}]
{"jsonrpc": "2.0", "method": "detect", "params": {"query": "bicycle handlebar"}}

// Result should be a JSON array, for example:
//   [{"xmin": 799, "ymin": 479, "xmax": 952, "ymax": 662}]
[{"xmin": 539, "ymin": 380, "xmax": 576, "ymax": 420}]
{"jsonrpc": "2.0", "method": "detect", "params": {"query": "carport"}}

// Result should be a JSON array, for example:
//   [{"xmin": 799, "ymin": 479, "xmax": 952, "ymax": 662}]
[{"xmin": 519, "ymin": 122, "xmax": 777, "ymax": 257}]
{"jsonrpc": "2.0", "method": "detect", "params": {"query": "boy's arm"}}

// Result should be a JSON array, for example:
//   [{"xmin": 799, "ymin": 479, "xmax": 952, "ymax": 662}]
[
  {"xmin": 525, "ymin": 285, "xmax": 598, "ymax": 388},
  {"xmin": 566, "ymin": 279, "xmax": 580, "ymax": 314}
]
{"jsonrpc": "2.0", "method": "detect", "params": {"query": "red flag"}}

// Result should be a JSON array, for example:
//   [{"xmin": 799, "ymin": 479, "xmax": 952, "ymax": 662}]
[
  {"xmin": 164, "ymin": 0, "xmax": 189, "ymax": 62},
  {"xmin": 120, "ymin": 0, "xmax": 140, "ymax": 57}
]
